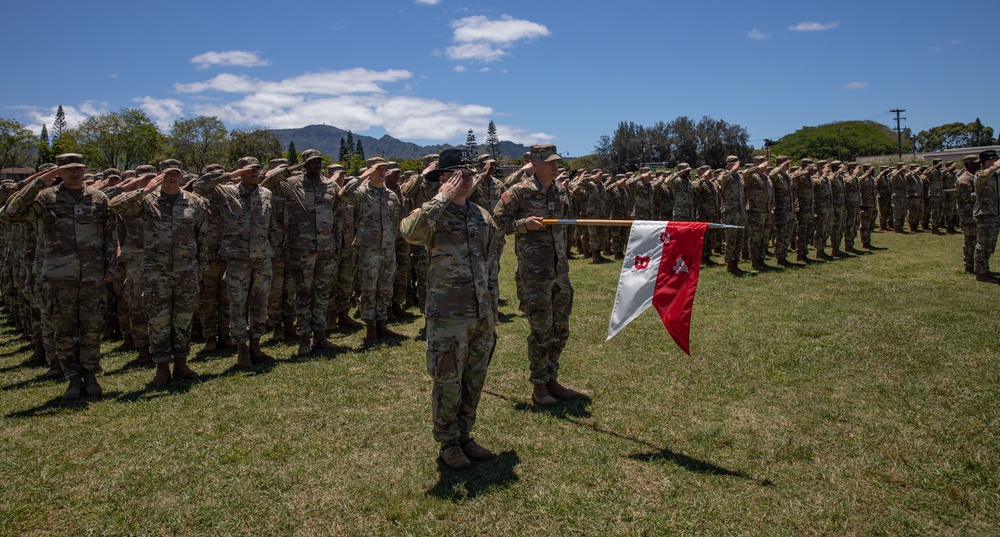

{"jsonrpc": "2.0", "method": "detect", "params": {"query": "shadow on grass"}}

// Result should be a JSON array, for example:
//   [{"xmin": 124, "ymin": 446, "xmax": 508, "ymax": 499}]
[
  {"xmin": 1, "ymin": 374, "xmax": 61, "ymax": 392},
  {"xmin": 0, "ymin": 341, "xmax": 33, "ymax": 358},
  {"xmin": 629, "ymin": 449, "xmax": 771, "ymax": 485},
  {"xmin": 286, "ymin": 343, "xmax": 355, "ymax": 363},
  {"xmin": 114, "ymin": 365, "xmax": 260, "ymax": 402},
  {"xmin": 426, "ymin": 450, "xmax": 521, "ymax": 502},
  {"xmin": 487, "ymin": 389, "xmax": 592, "ymax": 419},
  {"xmin": 5, "ymin": 391, "xmax": 124, "ymax": 418}
]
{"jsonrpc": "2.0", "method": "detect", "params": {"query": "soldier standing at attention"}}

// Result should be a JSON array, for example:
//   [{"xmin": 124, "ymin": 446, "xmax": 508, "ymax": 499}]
[
  {"xmin": 956, "ymin": 156, "xmax": 979, "ymax": 274},
  {"xmin": 828, "ymin": 161, "xmax": 847, "ymax": 257},
  {"xmin": 922, "ymin": 159, "xmax": 945, "ymax": 234},
  {"xmin": 327, "ymin": 164, "xmax": 362, "ymax": 329},
  {"xmin": 109, "ymin": 160, "xmax": 208, "ymax": 387},
  {"xmin": 906, "ymin": 165, "xmax": 925, "ymax": 233},
  {"xmin": 858, "ymin": 164, "xmax": 878, "ymax": 249},
  {"xmin": 719, "ymin": 156, "xmax": 747, "ymax": 274},
  {"xmin": 812, "ymin": 160, "xmax": 834, "ymax": 260},
  {"xmin": 769, "ymin": 156, "xmax": 794, "ymax": 266},
  {"xmin": 743, "ymin": 156, "xmax": 773, "ymax": 271},
  {"xmin": 943, "ymin": 161, "xmax": 960, "ymax": 233},
  {"xmin": 401, "ymin": 155, "xmax": 499, "ymax": 471},
  {"xmin": 666, "ymin": 163, "xmax": 695, "ymax": 222},
  {"xmin": 494, "ymin": 144, "xmax": 583, "ymax": 406},
  {"xmin": 973, "ymin": 150, "xmax": 1000, "ymax": 283},
  {"xmin": 842, "ymin": 162, "xmax": 863, "ymax": 253},
  {"xmin": 193, "ymin": 157, "xmax": 277, "ymax": 368},
  {"xmin": 265, "ymin": 158, "xmax": 296, "ymax": 341},
  {"xmin": 339, "ymin": 158, "xmax": 404, "ymax": 343},
  {"xmin": 694, "ymin": 165, "xmax": 721, "ymax": 264},
  {"xmin": 263, "ymin": 150, "xmax": 341, "ymax": 355},
  {"xmin": 3, "ymin": 154, "xmax": 116, "ymax": 399}
]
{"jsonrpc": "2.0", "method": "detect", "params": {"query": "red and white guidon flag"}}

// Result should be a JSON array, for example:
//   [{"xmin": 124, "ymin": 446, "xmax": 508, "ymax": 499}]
[{"xmin": 607, "ymin": 220, "xmax": 709, "ymax": 354}]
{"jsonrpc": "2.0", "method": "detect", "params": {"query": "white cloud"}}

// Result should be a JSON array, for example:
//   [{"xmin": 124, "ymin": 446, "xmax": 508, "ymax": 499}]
[
  {"xmin": 747, "ymin": 29, "xmax": 770, "ymax": 40},
  {"xmin": 190, "ymin": 50, "xmax": 270, "ymax": 69},
  {"xmin": 175, "ymin": 68, "xmax": 412, "ymax": 95},
  {"xmin": 453, "ymin": 65, "xmax": 467, "ymax": 73},
  {"xmin": 17, "ymin": 102, "xmax": 109, "ymax": 134},
  {"xmin": 134, "ymin": 97, "xmax": 184, "ymax": 130},
  {"xmin": 478, "ymin": 67, "xmax": 490, "ymax": 72},
  {"xmin": 844, "ymin": 82, "xmax": 868, "ymax": 90},
  {"xmin": 415, "ymin": 0, "xmax": 441, "ymax": 4},
  {"xmin": 932, "ymin": 46, "xmax": 942, "ymax": 52},
  {"xmin": 951, "ymin": 40, "xmax": 962, "ymax": 45},
  {"xmin": 109, "ymin": 73, "xmax": 118, "ymax": 79},
  {"xmin": 444, "ymin": 15, "xmax": 549, "ymax": 63},
  {"xmin": 788, "ymin": 21, "xmax": 839, "ymax": 32},
  {"xmin": 495, "ymin": 124, "xmax": 556, "ymax": 146}
]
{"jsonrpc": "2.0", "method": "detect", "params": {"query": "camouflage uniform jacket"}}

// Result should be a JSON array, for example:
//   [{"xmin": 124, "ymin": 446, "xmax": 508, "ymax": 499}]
[
  {"xmin": 400, "ymin": 193, "xmax": 498, "ymax": 320},
  {"xmin": 470, "ymin": 174, "xmax": 505, "ymax": 215},
  {"xmin": 3, "ymin": 180, "xmax": 115, "ymax": 282},
  {"xmin": 859, "ymin": 172, "xmax": 877, "ymax": 208},
  {"xmin": 504, "ymin": 168, "xmax": 530, "ymax": 189},
  {"xmin": 956, "ymin": 170, "xmax": 977, "ymax": 218},
  {"xmin": 605, "ymin": 182, "xmax": 628, "ymax": 219},
  {"xmin": 339, "ymin": 178, "xmax": 401, "ymax": 250},
  {"xmin": 335, "ymin": 199, "xmax": 356, "ymax": 251},
  {"xmin": 694, "ymin": 177, "xmax": 720, "ymax": 220},
  {"xmin": 665, "ymin": 175, "xmax": 695, "ymax": 219},
  {"xmin": 829, "ymin": 172, "xmax": 846, "ymax": 209},
  {"xmin": 812, "ymin": 173, "xmax": 833, "ymax": 212},
  {"xmin": 493, "ymin": 176, "xmax": 569, "ymax": 279},
  {"xmin": 942, "ymin": 168, "xmax": 958, "ymax": 193},
  {"xmin": 843, "ymin": 172, "xmax": 861, "ymax": 207},
  {"xmin": 876, "ymin": 174, "xmax": 892, "ymax": 199},
  {"xmin": 651, "ymin": 175, "xmax": 674, "ymax": 219},
  {"xmin": 625, "ymin": 176, "xmax": 656, "ymax": 219},
  {"xmin": 769, "ymin": 169, "xmax": 794, "ymax": 215},
  {"xmin": 905, "ymin": 172, "xmax": 923, "ymax": 199},
  {"xmin": 974, "ymin": 164, "xmax": 1000, "ymax": 217},
  {"xmin": 193, "ymin": 176, "xmax": 276, "ymax": 259},
  {"xmin": 273, "ymin": 174, "xmax": 341, "ymax": 253},
  {"xmin": 718, "ymin": 170, "xmax": 746, "ymax": 217},
  {"xmin": 890, "ymin": 171, "xmax": 908, "ymax": 199},
  {"xmin": 400, "ymin": 174, "xmax": 443, "ymax": 208},
  {"xmin": 109, "ymin": 189, "xmax": 208, "ymax": 273},
  {"xmin": 791, "ymin": 170, "xmax": 814, "ymax": 214},
  {"xmin": 743, "ymin": 167, "xmax": 773, "ymax": 214},
  {"xmin": 922, "ymin": 167, "xmax": 944, "ymax": 197},
  {"xmin": 579, "ymin": 177, "xmax": 607, "ymax": 218}
]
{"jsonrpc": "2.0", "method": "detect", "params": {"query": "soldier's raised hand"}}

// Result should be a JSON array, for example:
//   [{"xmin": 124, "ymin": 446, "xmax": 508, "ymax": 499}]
[
  {"xmin": 422, "ymin": 160, "xmax": 437, "ymax": 177},
  {"xmin": 437, "ymin": 171, "xmax": 464, "ymax": 200},
  {"xmin": 39, "ymin": 166, "xmax": 64, "ymax": 187}
]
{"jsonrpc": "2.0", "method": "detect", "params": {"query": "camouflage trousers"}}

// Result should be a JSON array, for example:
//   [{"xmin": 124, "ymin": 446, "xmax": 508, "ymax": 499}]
[
  {"xmin": 943, "ymin": 193, "xmax": 957, "ymax": 229},
  {"xmin": 878, "ymin": 197, "xmax": 893, "ymax": 229},
  {"xmin": 587, "ymin": 225, "xmax": 606, "ymax": 254},
  {"xmin": 426, "ymin": 315, "xmax": 496, "ymax": 444},
  {"xmin": 925, "ymin": 196, "xmax": 942, "ymax": 230},
  {"xmin": 907, "ymin": 197, "xmax": 923, "ymax": 231},
  {"xmin": 813, "ymin": 209, "xmax": 832, "ymax": 250},
  {"xmin": 974, "ymin": 216, "xmax": 998, "ymax": 275},
  {"xmin": 33, "ymin": 276, "xmax": 55, "ymax": 364},
  {"xmin": 392, "ymin": 237, "xmax": 411, "ymax": 307},
  {"xmin": 410, "ymin": 245, "xmax": 428, "ymax": 309},
  {"xmin": 331, "ymin": 245, "xmax": 357, "ymax": 316},
  {"xmin": 357, "ymin": 244, "xmax": 395, "ymax": 322},
  {"xmin": 746, "ymin": 211, "xmax": 769, "ymax": 262},
  {"xmin": 859, "ymin": 207, "xmax": 876, "ymax": 246},
  {"xmin": 522, "ymin": 273, "xmax": 573, "ymax": 385},
  {"xmin": 772, "ymin": 210, "xmax": 793, "ymax": 260},
  {"xmin": 892, "ymin": 196, "xmax": 907, "ymax": 231},
  {"xmin": 23, "ymin": 270, "xmax": 41, "ymax": 339},
  {"xmin": 721, "ymin": 212, "xmax": 747, "ymax": 262},
  {"xmin": 224, "ymin": 257, "xmax": 272, "ymax": 345},
  {"xmin": 43, "ymin": 279, "xmax": 106, "ymax": 378},
  {"xmin": 962, "ymin": 216, "xmax": 977, "ymax": 271},
  {"xmin": 199, "ymin": 260, "xmax": 230, "ymax": 340},
  {"xmin": 267, "ymin": 254, "xmax": 296, "ymax": 328},
  {"xmin": 844, "ymin": 203, "xmax": 860, "ymax": 248},
  {"xmin": 123, "ymin": 253, "xmax": 149, "ymax": 347},
  {"xmin": 830, "ymin": 207, "xmax": 845, "ymax": 251},
  {"xmin": 608, "ymin": 224, "xmax": 628, "ymax": 255},
  {"xmin": 145, "ymin": 270, "xmax": 199, "ymax": 364},
  {"xmin": 110, "ymin": 259, "xmax": 129, "ymax": 334},
  {"xmin": 288, "ymin": 249, "xmax": 337, "ymax": 336}
]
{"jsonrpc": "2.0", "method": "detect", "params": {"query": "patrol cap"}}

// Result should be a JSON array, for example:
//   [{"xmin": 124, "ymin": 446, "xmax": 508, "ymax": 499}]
[
  {"xmin": 776, "ymin": 155, "xmax": 790, "ymax": 164},
  {"xmin": 102, "ymin": 168, "xmax": 122, "ymax": 179},
  {"xmin": 206, "ymin": 164, "xmax": 226, "ymax": 173},
  {"xmin": 800, "ymin": 158, "xmax": 813, "ymax": 166},
  {"xmin": 963, "ymin": 155, "xmax": 977, "ymax": 164},
  {"xmin": 753, "ymin": 155, "xmax": 767, "ymax": 163},
  {"xmin": 123, "ymin": 170, "xmax": 137, "ymax": 179},
  {"xmin": 979, "ymin": 149, "xmax": 998, "ymax": 162},
  {"xmin": 268, "ymin": 158, "xmax": 288, "ymax": 169},
  {"xmin": 697, "ymin": 165, "xmax": 711, "ymax": 172},
  {"xmin": 56, "ymin": 153, "xmax": 85, "ymax": 169},
  {"xmin": 422, "ymin": 154, "xmax": 439, "ymax": 166},
  {"xmin": 677, "ymin": 162, "xmax": 691, "ymax": 171},
  {"xmin": 236, "ymin": 156, "xmax": 262, "ymax": 169},
  {"xmin": 847, "ymin": 162, "xmax": 858, "ymax": 168},
  {"xmin": 385, "ymin": 161, "xmax": 400, "ymax": 172},
  {"xmin": 830, "ymin": 160, "xmax": 842, "ymax": 168},
  {"xmin": 365, "ymin": 156, "xmax": 386, "ymax": 167},
  {"xmin": 726, "ymin": 155, "xmax": 740, "ymax": 164},
  {"xmin": 302, "ymin": 149, "xmax": 323, "ymax": 163},
  {"xmin": 932, "ymin": 158, "xmax": 942, "ymax": 164},
  {"xmin": 197, "ymin": 171, "xmax": 227, "ymax": 183},
  {"xmin": 426, "ymin": 148, "xmax": 474, "ymax": 182},
  {"xmin": 529, "ymin": 144, "xmax": 562, "ymax": 162},
  {"xmin": 639, "ymin": 167, "xmax": 651, "ymax": 173},
  {"xmin": 327, "ymin": 163, "xmax": 345, "ymax": 172},
  {"xmin": 136, "ymin": 164, "xmax": 156, "ymax": 175},
  {"xmin": 39, "ymin": 163, "xmax": 58, "ymax": 173},
  {"xmin": 477, "ymin": 153, "xmax": 496, "ymax": 165},
  {"xmin": 159, "ymin": 159, "xmax": 183, "ymax": 173},
  {"xmin": 816, "ymin": 160, "xmax": 828, "ymax": 167}
]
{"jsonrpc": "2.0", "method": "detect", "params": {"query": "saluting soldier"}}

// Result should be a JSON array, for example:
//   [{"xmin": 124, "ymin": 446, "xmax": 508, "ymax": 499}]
[
  {"xmin": 956, "ymin": 155, "xmax": 979, "ymax": 274},
  {"xmin": 973, "ymin": 150, "xmax": 1000, "ymax": 283}
]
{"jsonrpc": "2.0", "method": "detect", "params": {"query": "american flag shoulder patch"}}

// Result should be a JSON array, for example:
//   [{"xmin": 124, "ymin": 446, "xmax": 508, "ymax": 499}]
[{"xmin": 501, "ymin": 192, "xmax": 512, "ymax": 204}]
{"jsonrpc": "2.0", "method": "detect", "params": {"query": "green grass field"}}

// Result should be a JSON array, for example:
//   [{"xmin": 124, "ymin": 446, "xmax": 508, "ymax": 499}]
[{"xmin": 1, "ymin": 230, "xmax": 998, "ymax": 536}]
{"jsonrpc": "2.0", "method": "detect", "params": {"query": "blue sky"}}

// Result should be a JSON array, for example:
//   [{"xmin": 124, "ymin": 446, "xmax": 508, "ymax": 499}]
[{"xmin": 3, "ymin": 0, "xmax": 994, "ymax": 157}]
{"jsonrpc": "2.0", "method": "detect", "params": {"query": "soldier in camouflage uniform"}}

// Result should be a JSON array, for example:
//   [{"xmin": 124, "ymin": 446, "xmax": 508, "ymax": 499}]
[
  {"xmin": 384, "ymin": 162, "xmax": 411, "ymax": 320},
  {"xmin": 625, "ymin": 168, "xmax": 656, "ymax": 220},
  {"xmin": 812, "ymin": 161, "xmax": 834, "ymax": 260},
  {"xmin": 263, "ymin": 150, "xmax": 341, "ymax": 355},
  {"xmin": 768, "ymin": 156, "xmax": 794, "ymax": 266},
  {"xmin": 973, "ymin": 150, "xmax": 1000, "ymax": 283},
  {"xmin": 858, "ymin": 164, "xmax": 878, "ymax": 249},
  {"xmin": 605, "ymin": 174, "xmax": 629, "ymax": 259},
  {"xmin": 922, "ymin": 159, "xmax": 945, "ymax": 234},
  {"xmin": 889, "ymin": 163, "xmax": 908, "ymax": 233},
  {"xmin": 193, "ymin": 157, "xmax": 277, "ymax": 368},
  {"xmin": 264, "ymin": 158, "xmax": 297, "ymax": 341},
  {"xmin": 718, "ymin": 156, "xmax": 747, "ymax": 274},
  {"xmin": 943, "ymin": 161, "xmax": 959, "ymax": 233},
  {"xmin": 198, "ymin": 163, "xmax": 232, "ymax": 351},
  {"xmin": 400, "ymin": 152, "xmax": 500, "ymax": 471},
  {"xmin": 494, "ymin": 144, "xmax": 583, "ymax": 406},
  {"xmin": 906, "ymin": 165, "xmax": 925, "ymax": 233},
  {"xmin": 792, "ymin": 159, "xmax": 816, "ymax": 261},
  {"xmin": 326, "ymin": 164, "xmax": 363, "ymax": 328},
  {"xmin": 828, "ymin": 161, "xmax": 847, "ymax": 257},
  {"xmin": 582, "ymin": 170, "xmax": 610, "ymax": 263},
  {"xmin": 4, "ymin": 154, "xmax": 116, "ymax": 399},
  {"xmin": 693, "ymin": 166, "xmax": 721, "ymax": 264},
  {"xmin": 876, "ymin": 166, "xmax": 893, "ymax": 231},
  {"xmin": 117, "ymin": 166, "xmax": 156, "ymax": 364},
  {"xmin": 743, "ymin": 156, "xmax": 774, "ymax": 270},
  {"xmin": 472, "ymin": 153, "xmax": 508, "ymax": 272},
  {"xmin": 665, "ymin": 163, "xmax": 695, "ymax": 222},
  {"xmin": 340, "ymin": 158, "xmax": 404, "ymax": 343},
  {"xmin": 110, "ymin": 160, "xmax": 208, "ymax": 386},
  {"xmin": 842, "ymin": 162, "xmax": 862, "ymax": 253},
  {"xmin": 956, "ymin": 155, "xmax": 979, "ymax": 273}
]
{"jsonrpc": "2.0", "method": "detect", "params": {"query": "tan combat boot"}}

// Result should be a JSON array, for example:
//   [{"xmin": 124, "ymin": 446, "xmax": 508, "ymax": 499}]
[
  {"xmin": 338, "ymin": 311, "xmax": 363, "ymax": 329},
  {"xmin": 62, "ymin": 376, "xmax": 84, "ymax": 400},
  {"xmin": 236, "ymin": 343, "xmax": 253, "ymax": 369},
  {"xmin": 173, "ymin": 356, "xmax": 199, "ymax": 380},
  {"xmin": 459, "ymin": 437, "xmax": 496, "ymax": 462},
  {"xmin": 531, "ymin": 383, "xmax": 557, "ymax": 406},
  {"xmin": 82, "ymin": 370, "xmax": 103, "ymax": 396},
  {"xmin": 269, "ymin": 323, "xmax": 285, "ymax": 342},
  {"xmin": 137, "ymin": 345, "xmax": 153, "ymax": 366},
  {"xmin": 296, "ymin": 336, "xmax": 311, "ymax": 357},
  {"xmin": 440, "ymin": 443, "xmax": 472, "ymax": 471},
  {"xmin": 250, "ymin": 338, "xmax": 275, "ymax": 363},
  {"xmin": 363, "ymin": 321, "xmax": 378, "ymax": 344},
  {"xmin": 376, "ymin": 321, "xmax": 404, "ymax": 339},
  {"xmin": 547, "ymin": 379, "xmax": 584, "ymax": 400},
  {"xmin": 202, "ymin": 336, "xmax": 218, "ymax": 352},
  {"xmin": 152, "ymin": 363, "xmax": 171, "ymax": 386},
  {"xmin": 312, "ymin": 331, "xmax": 336, "ymax": 351},
  {"xmin": 23, "ymin": 339, "xmax": 46, "ymax": 367}
]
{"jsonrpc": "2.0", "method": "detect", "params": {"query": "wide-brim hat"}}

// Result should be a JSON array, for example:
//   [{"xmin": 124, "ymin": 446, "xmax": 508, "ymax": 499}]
[{"xmin": 426, "ymin": 148, "xmax": 474, "ymax": 182}]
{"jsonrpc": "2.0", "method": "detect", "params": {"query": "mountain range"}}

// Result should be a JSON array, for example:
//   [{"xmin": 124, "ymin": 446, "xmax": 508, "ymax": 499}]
[{"xmin": 269, "ymin": 124, "xmax": 531, "ymax": 161}]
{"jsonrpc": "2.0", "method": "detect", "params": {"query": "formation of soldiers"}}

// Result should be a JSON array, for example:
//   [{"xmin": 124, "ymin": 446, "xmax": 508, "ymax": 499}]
[
  {"xmin": 2, "ymin": 145, "xmax": 997, "ymax": 469},
  {"xmin": 552, "ymin": 153, "xmax": 1000, "ymax": 281}
]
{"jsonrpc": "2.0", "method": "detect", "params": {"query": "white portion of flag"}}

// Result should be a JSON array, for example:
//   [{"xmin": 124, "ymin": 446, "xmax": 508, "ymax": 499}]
[{"xmin": 607, "ymin": 221, "xmax": 668, "ymax": 340}]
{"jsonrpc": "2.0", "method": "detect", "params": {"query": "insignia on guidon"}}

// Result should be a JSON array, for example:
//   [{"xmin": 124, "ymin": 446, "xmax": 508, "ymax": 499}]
[
  {"xmin": 659, "ymin": 231, "xmax": 671, "ymax": 243},
  {"xmin": 634, "ymin": 256, "xmax": 651, "ymax": 270}
]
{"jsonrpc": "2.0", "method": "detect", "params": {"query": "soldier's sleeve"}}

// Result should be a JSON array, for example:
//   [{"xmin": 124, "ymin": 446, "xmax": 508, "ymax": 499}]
[
  {"xmin": 504, "ymin": 169, "xmax": 527, "ymax": 188},
  {"xmin": 493, "ymin": 185, "xmax": 523, "ymax": 235},
  {"xmin": 108, "ymin": 190, "xmax": 145, "ymax": 216},
  {"xmin": 401, "ymin": 174, "xmax": 425, "ymax": 201},
  {"xmin": 3, "ymin": 178, "xmax": 47, "ymax": 221},
  {"xmin": 484, "ymin": 211, "xmax": 500, "ymax": 316},
  {"xmin": 338, "ymin": 177, "xmax": 362, "ymax": 206},
  {"xmin": 400, "ymin": 192, "xmax": 450, "ymax": 246},
  {"xmin": 192, "ymin": 173, "xmax": 227, "ymax": 197},
  {"xmin": 260, "ymin": 168, "xmax": 290, "ymax": 190},
  {"xmin": 266, "ymin": 191, "xmax": 279, "ymax": 252},
  {"xmin": 195, "ymin": 201, "xmax": 209, "ymax": 273},
  {"xmin": 97, "ymin": 195, "xmax": 115, "ymax": 275}
]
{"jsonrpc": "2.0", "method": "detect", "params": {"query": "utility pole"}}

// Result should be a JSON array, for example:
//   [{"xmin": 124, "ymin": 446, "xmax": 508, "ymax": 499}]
[{"xmin": 890, "ymin": 109, "xmax": 906, "ymax": 160}]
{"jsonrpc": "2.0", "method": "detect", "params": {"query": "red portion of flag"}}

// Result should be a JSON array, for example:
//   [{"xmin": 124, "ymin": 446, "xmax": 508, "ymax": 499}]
[{"xmin": 651, "ymin": 221, "xmax": 709, "ymax": 355}]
